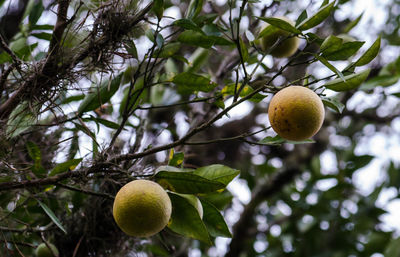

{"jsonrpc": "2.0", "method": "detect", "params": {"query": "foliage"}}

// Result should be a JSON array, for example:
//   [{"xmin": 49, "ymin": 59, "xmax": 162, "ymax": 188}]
[{"xmin": 0, "ymin": 0, "xmax": 399, "ymax": 256}]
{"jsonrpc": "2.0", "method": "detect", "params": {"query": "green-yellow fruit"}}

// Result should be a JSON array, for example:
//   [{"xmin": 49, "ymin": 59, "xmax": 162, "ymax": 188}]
[
  {"xmin": 259, "ymin": 17, "xmax": 300, "ymax": 58},
  {"xmin": 268, "ymin": 86, "xmax": 325, "ymax": 141},
  {"xmin": 35, "ymin": 243, "xmax": 59, "ymax": 257},
  {"xmin": 179, "ymin": 194, "xmax": 203, "ymax": 219},
  {"xmin": 113, "ymin": 180, "xmax": 172, "ymax": 237}
]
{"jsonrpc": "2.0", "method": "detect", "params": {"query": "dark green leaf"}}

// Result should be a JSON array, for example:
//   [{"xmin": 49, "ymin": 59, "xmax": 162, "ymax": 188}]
[
  {"xmin": 257, "ymin": 17, "xmax": 301, "ymax": 34},
  {"xmin": 297, "ymin": 2, "xmax": 335, "ymax": 30},
  {"xmin": 26, "ymin": 141, "xmax": 41, "ymax": 163},
  {"xmin": 355, "ymin": 36, "xmax": 381, "ymax": 66},
  {"xmin": 323, "ymin": 41, "xmax": 365, "ymax": 61},
  {"xmin": 185, "ymin": 48, "xmax": 209, "ymax": 73},
  {"xmin": 193, "ymin": 164, "xmax": 239, "ymax": 186},
  {"xmin": 37, "ymin": 199, "xmax": 67, "ymax": 234},
  {"xmin": 61, "ymin": 94, "xmax": 85, "ymax": 105},
  {"xmin": 209, "ymin": 35, "xmax": 234, "ymax": 46},
  {"xmin": 154, "ymin": 170, "xmax": 226, "ymax": 194},
  {"xmin": 178, "ymin": 31, "xmax": 233, "ymax": 48},
  {"xmin": 322, "ymin": 97, "xmax": 345, "ymax": 113},
  {"xmin": 186, "ymin": 0, "xmax": 204, "ymax": 19},
  {"xmin": 173, "ymin": 72, "xmax": 217, "ymax": 93},
  {"xmin": 343, "ymin": 12, "xmax": 364, "ymax": 33},
  {"xmin": 168, "ymin": 193, "xmax": 211, "ymax": 244},
  {"xmin": 296, "ymin": 10, "xmax": 308, "ymax": 27},
  {"xmin": 324, "ymin": 69, "xmax": 370, "ymax": 91},
  {"xmin": 384, "ymin": 237, "xmax": 400, "ymax": 257},
  {"xmin": 258, "ymin": 135, "xmax": 315, "ymax": 145},
  {"xmin": 178, "ymin": 30, "xmax": 213, "ymax": 48},
  {"xmin": 239, "ymin": 37, "xmax": 249, "ymax": 62},
  {"xmin": 68, "ymin": 131, "xmax": 79, "ymax": 159},
  {"xmin": 49, "ymin": 159, "xmax": 83, "ymax": 176},
  {"xmin": 152, "ymin": 0, "xmax": 164, "ymax": 19},
  {"xmin": 320, "ymin": 35, "xmax": 343, "ymax": 53},
  {"xmin": 6, "ymin": 101, "xmax": 38, "ymax": 138},
  {"xmin": 201, "ymin": 191, "xmax": 233, "ymax": 210},
  {"xmin": 83, "ymin": 117, "xmax": 121, "ymax": 130},
  {"xmin": 173, "ymin": 19, "xmax": 204, "ymax": 34},
  {"xmin": 201, "ymin": 200, "xmax": 232, "ymax": 238},
  {"xmin": 155, "ymin": 42, "xmax": 181, "ymax": 58},
  {"xmin": 31, "ymin": 32, "xmax": 52, "ymax": 41},
  {"xmin": 31, "ymin": 24, "xmax": 54, "ymax": 30},
  {"xmin": 14, "ymin": 42, "xmax": 38, "ymax": 60},
  {"xmin": 125, "ymin": 40, "xmax": 138, "ymax": 59},
  {"xmin": 77, "ymin": 73, "xmax": 122, "ymax": 115},
  {"xmin": 29, "ymin": 1, "xmax": 44, "ymax": 28}
]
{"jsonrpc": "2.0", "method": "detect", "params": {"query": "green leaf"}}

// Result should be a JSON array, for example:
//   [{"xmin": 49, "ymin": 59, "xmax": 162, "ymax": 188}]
[
  {"xmin": 239, "ymin": 37, "xmax": 249, "ymax": 62},
  {"xmin": 186, "ymin": 0, "xmax": 204, "ymax": 19},
  {"xmin": 323, "ymin": 41, "xmax": 365, "ymax": 61},
  {"xmin": 258, "ymin": 24, "xmax": 281, "ymax": 39},
  {"xmin": 201, "ymin": 191, "xmax": 233, "ymax": 210},
  {"xmin": 296, "ymin": 10, "xmax": 308, "ymax": 27},
  {"xmin": 119, "ymin": 78, "xmax": 146, "ymax": 116},
  {"xmin": 37, "ymin": 199, "xmax": 67, "ymax": 234},
  {"xmin": 154, "ymin": 170, "xmax": 226, "ymax": 194},
  {"xmin": 168, "ymin": 149, "xmax": 184, "ymax": 167},
  {"xmin": 173, "ymin": 19, "xmax": 204, "ymax": 34},
  {"xmin": 83, "ymin": 116, "xmax": 120, "ymax": 130},
  {"xmin": 221, "ymin": 83, "xmax": 266, "ymax": 102},
  {"xmin": 6, "ymin": 101, "xmax": 38, "ymax": 138},
  {"xmin": 314, "ymin": 54, "xmax": 345, "ymax": 82},
  {"xmin": 297, "ymin": 2, "xmax": 335, "ymax": 30},
  {"xmin": 258, "ymin": 135, "xmax": 315, "ymax": 145},
  {"xmin": 167, "ymin": 193, "xmax": 211, "ymax": 244},
  {"xmin": 68, "ymin": 131, "xmax": 79, "ymax": 159},
  {"xmin": 320, "ymin": 35, "xmax": 343, "ymax": 53},
  {"xmin": 193, "ymin": 164, "xmax": 240, "ymax": 186},
  {"xmin": 322, "ymin": 97, "xmax": 345, "ymax": 113},
  {"xmin": 152, "ymin": 0, "xmax": 164, "ymax": 19},
  {"xmin": 77, "ymin": 73, "xmax": 122, "ymax": 115},
  {"xmin": 61, "ymin": 94, "xmax": 85, "ymax": 105},
  {"xmin": 125, "ymin": 40, "xmax": 138, "ymax": 59},
  {"xmin": 185, "ymin": 48, "xmax": 209, "ymax": 73},
  {"xmin": 49, "ymin": 159, "xmax": 83, "ymax": 176},
  {"xmin": 28, "ymin": 0, "xmax": 44, "ymax": 28},
  {"xmin": 26, "ymin": 141, "xmax": 41, "ymax": 163},
  {"xmin": 14, "ymin": 42, "xmax": 38, "ymax": 61},
  {"xmin": 343, "ymin": 12, "xmax": 364, "ymax": 33},
  {"xmin": 201, "ymin": 200, "xmax": 232, "ymax": 238},
  {"xmin": 257, "ymin": 17, "xmax": 301, "ymax": 34},
  {"xmin": 178, "ymin": 31, "xmax": 233, "ymax": 48},
  {"xmin": 384, "ymin": 237, "xmax": 400, "ymax": 257},
  {"xmin": 209, "ymin": 35, "xmax": 234, "ymax": 46},
  {"xmin": 31, "ymin": 32, "xmax": 52, "ymax": 41},
  {"xmin": 26, "ymin": 141, "xmax": 45, "ymax": 175},
  {"xmin": 31, "ymin": 24, "xmax": 54, "ymax": 30},
  {"xmin": 324, "ymin": 69, "xmax": 370, "ymax": 91},
  {"xmin": 173, "ymin": 72, "xmax": 217, "ymax": 93},
  {"xmin": 155, "ymin": 42, "xmax": 181, "ymax": 58},
  {"xmin": 178, "ymin": 30, "xmax": 213, "ymax": 48},
  {"xmin": 355, "ymin": 36, "xmax": 381, "ymax": 66}
]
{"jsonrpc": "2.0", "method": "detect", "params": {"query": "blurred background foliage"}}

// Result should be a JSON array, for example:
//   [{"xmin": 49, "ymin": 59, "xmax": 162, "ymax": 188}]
[{"xmin": 0, "ymin": 0, "xmax": 399, "ymax": 256}]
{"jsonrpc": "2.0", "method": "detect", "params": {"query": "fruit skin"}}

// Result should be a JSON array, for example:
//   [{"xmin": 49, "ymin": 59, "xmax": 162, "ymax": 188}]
[
  {"xmin": 113, "ymin": 180, "xmax": 172, "ymax": 237},
  {"xmin": 259, "ymin": 17, "xmax": 300, "ymax": 58},
  {"xmin": 268, "ymin": 86, "xmax": 325, "ymax": 141},
  {"xmin": 35, "ymin": 243, "xmax": 59, "ymax": 257}
]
